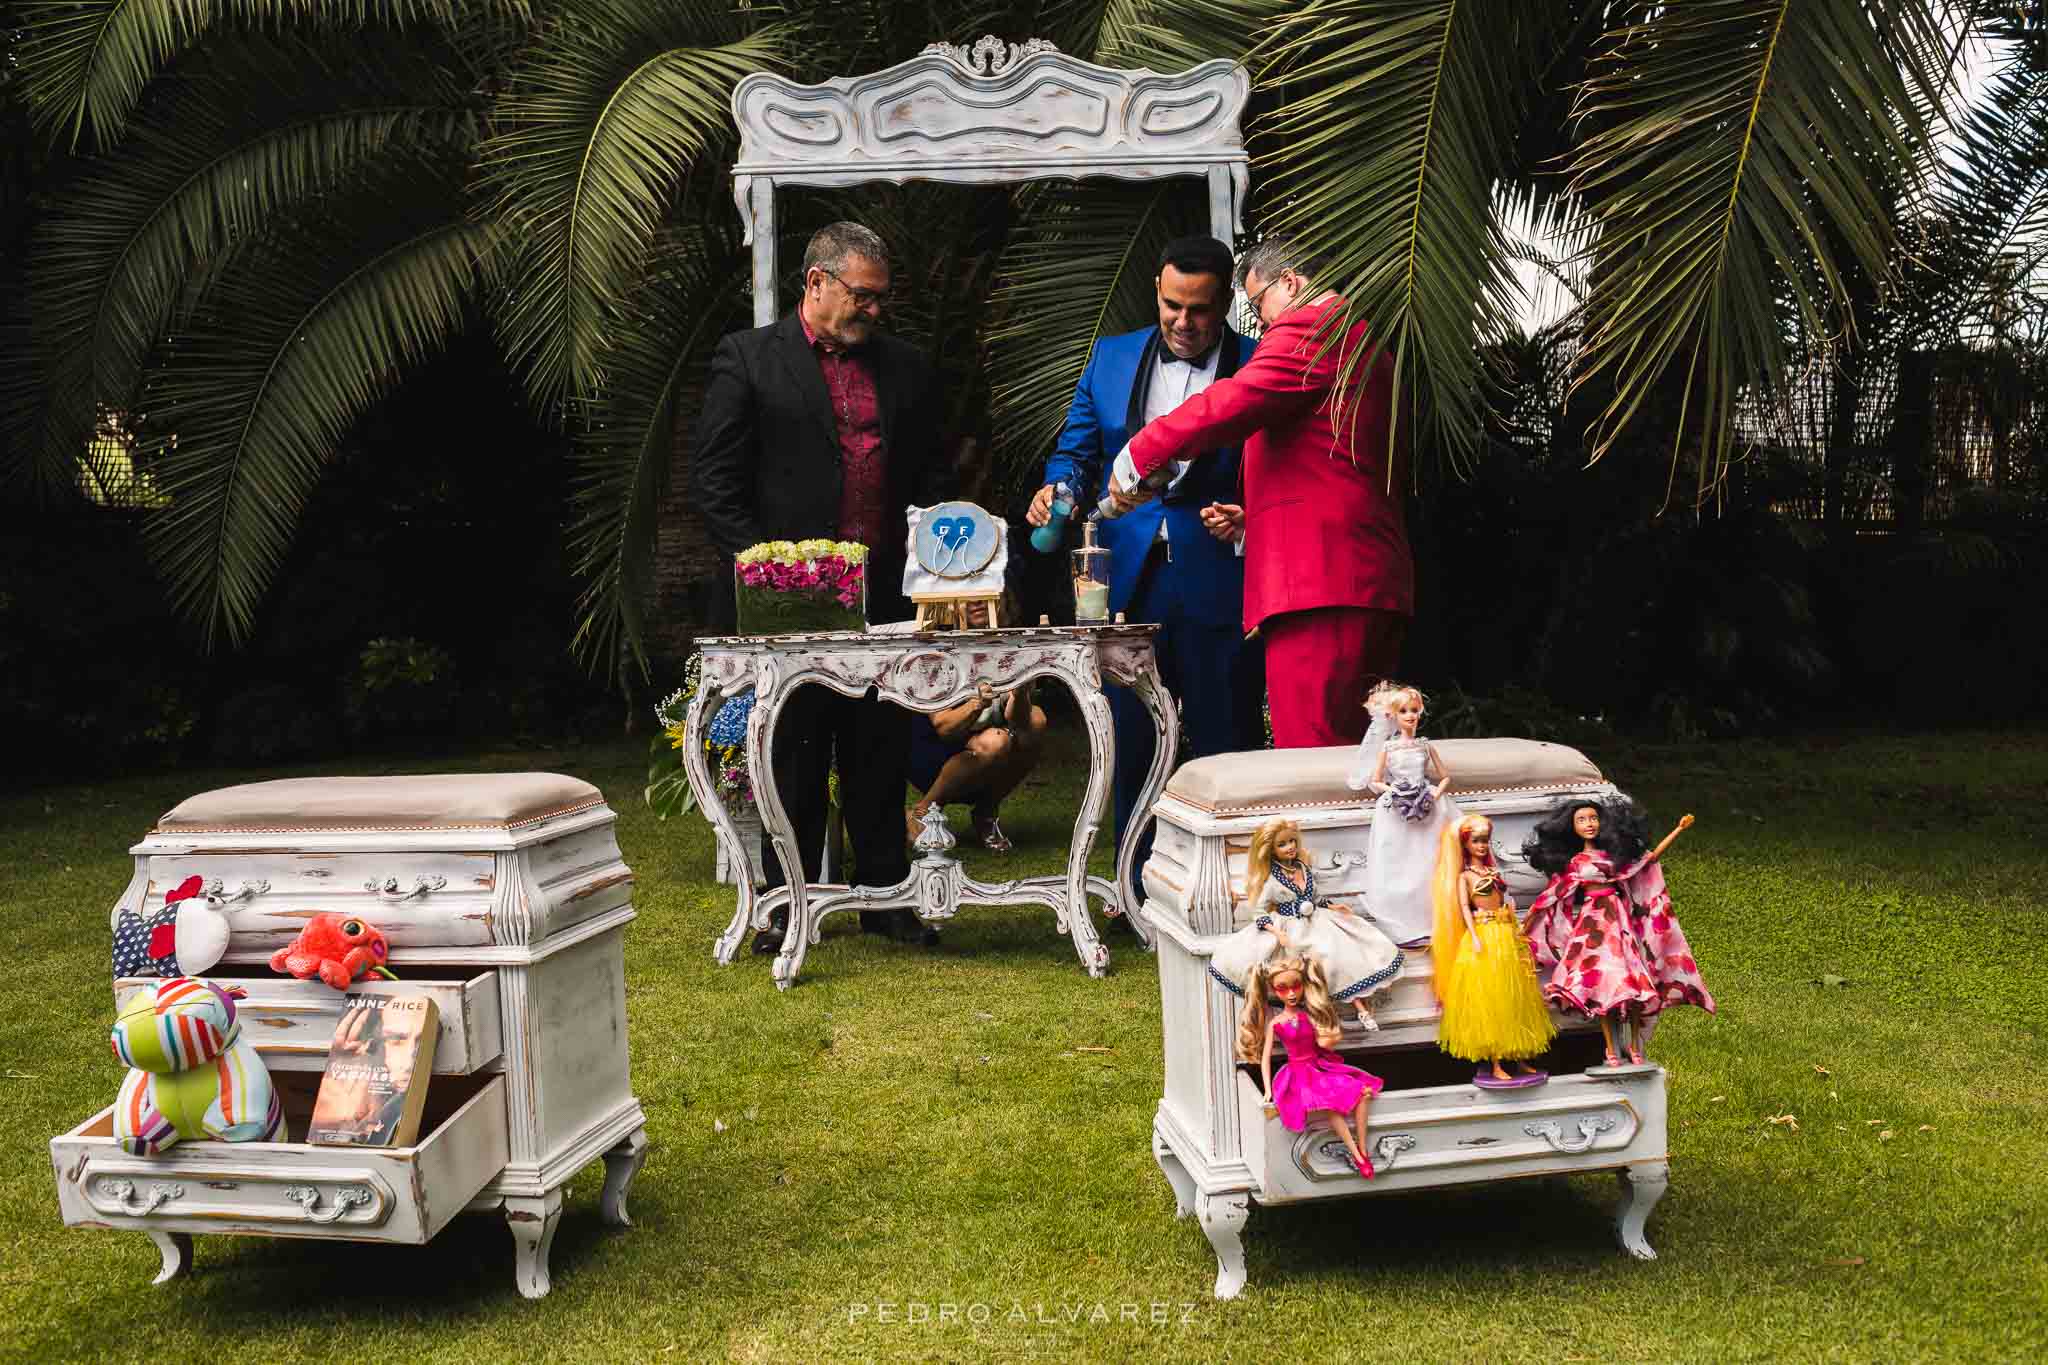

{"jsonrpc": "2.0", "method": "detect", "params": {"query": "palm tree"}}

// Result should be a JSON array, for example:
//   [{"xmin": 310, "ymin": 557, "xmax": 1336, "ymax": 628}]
[
  {"xmin": 3, "ymin": 4, "xmax": 523, "ymax": 644},
  {"xmin": 1, "ymin": 0, "xmax": 2017, "ymax": 674}
]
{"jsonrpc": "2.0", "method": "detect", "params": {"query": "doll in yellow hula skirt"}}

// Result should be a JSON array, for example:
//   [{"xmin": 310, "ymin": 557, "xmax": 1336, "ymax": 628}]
[{"xmin": 1433, "ymin": 814, "xmax": 1555, "ymax": 1089}]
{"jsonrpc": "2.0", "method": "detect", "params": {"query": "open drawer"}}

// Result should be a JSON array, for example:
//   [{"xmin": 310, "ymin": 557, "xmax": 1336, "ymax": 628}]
[
  {"xmin": 51, "ymin": 1073, "xmax": 508, "ymax": 1244},
  {"xmin": 114, "ymin": 973, "xmax": 503, "ymax": 1075},
  {"xmin": 1239, "ymin": 1054, "xmax": 1668, "ymax": 1204}
]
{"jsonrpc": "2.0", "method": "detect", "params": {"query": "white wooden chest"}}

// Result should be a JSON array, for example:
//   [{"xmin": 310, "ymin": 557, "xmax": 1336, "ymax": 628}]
[
  {"xmin": 1142, "ymin": 740, "xmax": 1676, "ymax": 1298},
  {"xmin": 50, "ymin": 774, "xmax": 649, "ymax": 1298}
]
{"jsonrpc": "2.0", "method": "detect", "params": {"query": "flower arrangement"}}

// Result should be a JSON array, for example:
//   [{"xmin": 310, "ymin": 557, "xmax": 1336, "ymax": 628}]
[
  {"xmin": 645, "ymin": 656, "xmax": 755, "ymax": 819},
  {"xmin": 735, "ymin": 538, "xmax": 867, "ymax": 635}
]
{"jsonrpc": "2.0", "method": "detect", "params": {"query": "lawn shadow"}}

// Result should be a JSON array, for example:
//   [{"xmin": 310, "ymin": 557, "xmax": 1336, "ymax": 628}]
[
  {"xmin": 1233, "ymin": 1173, "xmax": 1643, "ymax": 1290},
  {"xmin": 162, "ymin": 1174, "xmax": 629, "ymax": 1318}
]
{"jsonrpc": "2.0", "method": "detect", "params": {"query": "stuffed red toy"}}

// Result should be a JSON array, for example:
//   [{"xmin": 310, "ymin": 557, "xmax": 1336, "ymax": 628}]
[{"xmin": 270, "ymin": 913, "xmax": 394, "ymax": 990}]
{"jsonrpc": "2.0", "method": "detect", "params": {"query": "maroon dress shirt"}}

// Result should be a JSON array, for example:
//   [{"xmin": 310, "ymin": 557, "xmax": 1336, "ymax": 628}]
[{"xmin": 800, "ymin": 313, "xmax": 889, "ymax": 550}]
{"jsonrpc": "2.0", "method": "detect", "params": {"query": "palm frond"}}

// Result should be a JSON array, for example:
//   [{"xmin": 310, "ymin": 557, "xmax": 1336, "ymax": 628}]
[
  {"xmin": 1566, "ymin": 0, "xmax": 1952, "ymax": 499},
  {"xmin": 14, "ymin": 0, "xmax": 523, "ymax": 151},
  {"xmin": 18, "ymin": 37, "xmax": 476, "ymax": 499},
  {"xmin": 1503, "ymin": 227, "xmax": 1584, "ymax": 314},
  {"xmin": 1935, "ymin": 28, "xmax": 2048, "ymax": 346},
  {"xmin": 1054, "ymin": 0, "xmax": 1279, "ymax": 68},
  {"xmin": 983, "ymin": 182, "xmax": 1203, "ymax": 486},
  {"xmin": 141, "ymin": 180, "xmax": 495, "ymax": 645},
  {"xmin": 786, "ymin": 0, "xmax": 1019, "ymax": 77},
  {"xmin": 565, "ymin": 223, "xmax": 744, "ymax": 678},
  {"xmin": 1249, "ymin": 1, "xmax": 1564, "ymax": 474},
  {"xmin": 479, "ymin": 0, "xmax": 789, "ymax": 410}
]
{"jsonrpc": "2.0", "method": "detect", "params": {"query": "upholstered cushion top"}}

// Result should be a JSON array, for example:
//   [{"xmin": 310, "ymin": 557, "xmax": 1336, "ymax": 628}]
[
  {"xmin": 1164, "ymin": 738, "xmax": 1604, "ymax": 815},
  {"xmin": 154, "ymin": 773, "xmax": 606, "ymax": 833}
]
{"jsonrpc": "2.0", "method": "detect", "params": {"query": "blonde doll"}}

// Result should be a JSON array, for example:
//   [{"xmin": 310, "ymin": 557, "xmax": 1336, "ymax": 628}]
[
  {"xmin": 1237, "ymin": 956, "xmax": 1383, "ymax": 1178},
  {"xmin": 1346, "ymin": 682, "xmax": 1460, "ymax": 945},
  {"xmin": 1210, "ymin": 817, "xmax": 1403, "ymax": 1029},
  {"xmin": 1432, "ymin": 815, "xmax": 1554, "ymax": 1088}
]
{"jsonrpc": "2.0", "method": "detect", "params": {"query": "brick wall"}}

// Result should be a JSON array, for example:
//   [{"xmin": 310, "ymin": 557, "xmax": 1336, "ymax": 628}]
[{"xmin": 648, "ymin": 396, "xmax": 722, "ymax": 684}]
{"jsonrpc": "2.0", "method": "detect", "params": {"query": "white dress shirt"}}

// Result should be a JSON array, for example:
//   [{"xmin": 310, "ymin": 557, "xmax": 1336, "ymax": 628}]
[{"xmin": 1142, "ymin": 339, "xmax": 1222, "ymax": 542}]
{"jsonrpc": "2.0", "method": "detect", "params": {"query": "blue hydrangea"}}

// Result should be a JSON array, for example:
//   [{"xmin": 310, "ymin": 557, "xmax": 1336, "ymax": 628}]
[{"xmin": 708, "ymin": 692, "xmax": 756, "ymax": 748}]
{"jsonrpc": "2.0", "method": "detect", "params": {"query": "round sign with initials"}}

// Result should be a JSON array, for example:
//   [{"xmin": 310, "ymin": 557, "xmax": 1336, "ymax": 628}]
[{"xmin": 912, "ymin": 501, "xmax": 1002, "ymax": 579}]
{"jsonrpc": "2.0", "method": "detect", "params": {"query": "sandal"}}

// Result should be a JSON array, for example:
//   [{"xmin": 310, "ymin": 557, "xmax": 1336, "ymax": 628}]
[
  {"xmin": 973, "ymin": 813, "xmax": 1013, "ymax": 854},
  {"xmin": 1353, "ymin": 1152, "xmax": 1376, "ymax": 1180}
]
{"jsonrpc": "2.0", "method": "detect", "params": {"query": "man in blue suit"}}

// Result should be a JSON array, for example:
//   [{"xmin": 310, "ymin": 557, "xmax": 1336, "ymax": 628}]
[{"xmin": 1026, "ymin": 235, "xmax": 1265, "ymax": 912}]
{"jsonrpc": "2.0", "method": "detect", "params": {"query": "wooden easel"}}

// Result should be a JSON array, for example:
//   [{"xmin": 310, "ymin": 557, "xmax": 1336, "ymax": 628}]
[{"xmin": 912, "ymin": 591, "xmax": 1001, "ymax": 631}]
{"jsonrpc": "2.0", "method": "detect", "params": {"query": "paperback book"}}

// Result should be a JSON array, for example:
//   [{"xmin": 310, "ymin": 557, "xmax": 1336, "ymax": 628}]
[{"xmin": 307, "ymin": 993, "xmax": 439, "ymax": 1147}]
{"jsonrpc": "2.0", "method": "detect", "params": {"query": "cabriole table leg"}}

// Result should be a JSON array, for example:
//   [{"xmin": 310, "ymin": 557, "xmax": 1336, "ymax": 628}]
[
  {"xmin": 1198, "ymin": 1190, "xmax": 1251, "ymax": 1300},
  {"xmin": 601, "ymin": 1128, "xmax": 651, "ymax": 1227},
  {"xmin": 146, "ymin": 1229, "xmax": 192, "ymax": 1285},
  {"xmin": 506, "ymin": 1189, "xmax": 565, "ymax": 1299},
  {"xmin": 1616, "ymin": 1160, "xmax": 1670, "ymax": 1260},
  {"xmin": 1152, "ymin": 1127, "xmax": 1196, "ymax": 1219}
]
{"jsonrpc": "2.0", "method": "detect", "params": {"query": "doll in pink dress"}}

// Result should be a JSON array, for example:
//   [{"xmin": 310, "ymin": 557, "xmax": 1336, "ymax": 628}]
[
  {"xmin": 1521, "ymin": 796, "xmax": 1714, "ymax": 1066},
  {"xmin": 1237, "ymin": 955, "xmax": 1384, "ymax": 1178}
]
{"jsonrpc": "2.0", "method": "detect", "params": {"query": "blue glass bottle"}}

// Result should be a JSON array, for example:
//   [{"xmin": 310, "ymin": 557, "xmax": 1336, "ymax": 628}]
[{"xmin": 1029, "ymin": 481, "xmax": 1074, "ymax": 554}]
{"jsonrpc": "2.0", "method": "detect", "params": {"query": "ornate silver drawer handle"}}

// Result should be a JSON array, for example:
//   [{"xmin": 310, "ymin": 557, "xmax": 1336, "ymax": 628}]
[
  {"xmin": 101, "ymin": 1178, "xmax": 185, "ymax": 1215},
  {"xmin": 1373, "ymin": 1133, "xmax": 1416, "ymax": 1169},
  {"xmin": 363, "ymin": 874, "xmax": 446, "ymax": 900},
  {"xmin": 1525, "ymin": 1115, "xmax": 1617, "ymax": 1153},
  {"xmin": 283, "ymin": 1184, "xmax": 373, "ymax": 1223},
  {"xmin": 1313, "ymin": 851, "xmax": 1368, "ymax": 873},
  {"xmin": 202, "ymin": 878, "xmax": 270, "ymax": 902}
]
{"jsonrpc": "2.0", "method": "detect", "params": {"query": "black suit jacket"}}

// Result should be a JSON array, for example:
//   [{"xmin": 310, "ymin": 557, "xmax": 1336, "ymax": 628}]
[{"xmin": 690, "ymin": 312, "xmax": 945, "ymax": 627}]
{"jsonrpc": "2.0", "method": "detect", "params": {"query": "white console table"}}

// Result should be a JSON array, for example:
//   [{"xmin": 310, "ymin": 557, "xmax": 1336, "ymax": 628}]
[{"xmin": 684, "ymin": 625, "xmax": 1177, "ymax": 988}]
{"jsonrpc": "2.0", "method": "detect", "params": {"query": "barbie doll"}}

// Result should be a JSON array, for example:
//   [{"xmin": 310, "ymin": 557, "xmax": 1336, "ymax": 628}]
[
  {"xmin": 1211, "ymin": 817, "xmax": 1403, "ymax": 1029},
  {"xmin": 1238, "ymin": 956, "xmax": 1382, "ymax": 1178},
  {"xmin": 1347, "ymin": 682, "xmax": 1460, "ymax": 945},
  {"xmin": 1431, "ymin": 814, "xmax": 1554, "ymax": 1087},
  {"xmin": 1521, "ymin": 796, "xmax": 1714, "ymax": 1066}
]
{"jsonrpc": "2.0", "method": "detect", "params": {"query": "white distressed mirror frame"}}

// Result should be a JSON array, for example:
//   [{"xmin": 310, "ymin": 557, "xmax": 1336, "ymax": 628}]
[{"xmin": 731, "ymin": 36, "xmax": 1251, "ymax": 326}]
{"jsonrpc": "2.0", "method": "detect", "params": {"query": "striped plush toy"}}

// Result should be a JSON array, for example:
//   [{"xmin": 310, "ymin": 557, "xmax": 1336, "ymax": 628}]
[{"xmin": 109, "ymin": 977, "xmax": 285, "ymax": 1155}]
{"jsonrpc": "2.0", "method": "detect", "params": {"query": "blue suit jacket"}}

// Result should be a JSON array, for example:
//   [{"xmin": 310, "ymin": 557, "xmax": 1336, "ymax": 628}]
[{"xmin": 1043, "ymin": 325, "xmax": 1251, "ymax": 617}]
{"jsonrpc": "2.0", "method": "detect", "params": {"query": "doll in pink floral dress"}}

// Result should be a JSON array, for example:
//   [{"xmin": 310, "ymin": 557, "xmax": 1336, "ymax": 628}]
[{"xmin": 1521, "ymin": 796, "xmax": 1713, "ymax": 1066}]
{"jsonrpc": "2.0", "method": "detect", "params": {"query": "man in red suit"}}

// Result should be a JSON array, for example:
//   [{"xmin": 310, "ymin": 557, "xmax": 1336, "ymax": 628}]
[{"xmin": 1109, "ymin": 235, "xmax": 1413, "ymax": 747}]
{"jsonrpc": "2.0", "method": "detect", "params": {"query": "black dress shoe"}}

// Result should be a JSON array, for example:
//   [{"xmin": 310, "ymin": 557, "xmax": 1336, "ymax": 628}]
[
  {"xmin": 887, "ymin": 909, "xmax": 940, "ymax": 947},
  {"xmin": 751, "ymin": 912, "xmax": 788, "ymax": 955}
]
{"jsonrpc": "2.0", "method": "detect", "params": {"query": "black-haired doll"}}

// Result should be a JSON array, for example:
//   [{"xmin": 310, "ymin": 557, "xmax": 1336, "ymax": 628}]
[{"xmin": 1522, "ymin": 796, "xmax": 1713, "ymax": 1066}]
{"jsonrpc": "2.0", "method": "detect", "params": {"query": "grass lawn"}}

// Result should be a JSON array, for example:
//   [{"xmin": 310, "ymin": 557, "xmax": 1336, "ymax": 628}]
[{"xmin": 3, "ymin": 727, "xmax": 2044, "ymax": 1361}]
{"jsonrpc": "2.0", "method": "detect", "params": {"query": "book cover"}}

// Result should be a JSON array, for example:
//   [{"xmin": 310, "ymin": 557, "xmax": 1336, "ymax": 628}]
[{"xmin": 307, "ymin": 993, "xmax": 439, "ymax": 1147}]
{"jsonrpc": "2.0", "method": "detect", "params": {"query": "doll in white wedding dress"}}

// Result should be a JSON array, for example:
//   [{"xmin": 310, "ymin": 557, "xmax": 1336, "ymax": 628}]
[
  {"xmin": 1345, "ymin": 682, "xmax": 1461, "ymax": 945},
  {"xmin": 1210, "ymin": 818, "xmax": 1404, "ymax": 1030}
]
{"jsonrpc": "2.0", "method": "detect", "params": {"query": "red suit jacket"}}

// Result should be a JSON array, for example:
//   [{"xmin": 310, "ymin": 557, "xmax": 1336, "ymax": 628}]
[{"xmin": 1127, "ymin": 297, "xmax": 1413, "ymax": 635}]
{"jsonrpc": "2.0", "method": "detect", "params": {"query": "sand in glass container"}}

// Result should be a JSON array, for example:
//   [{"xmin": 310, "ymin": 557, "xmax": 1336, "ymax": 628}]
[{"xmin": 1072, "ymin": 518, "xmax": 1111, "ymax": 624}]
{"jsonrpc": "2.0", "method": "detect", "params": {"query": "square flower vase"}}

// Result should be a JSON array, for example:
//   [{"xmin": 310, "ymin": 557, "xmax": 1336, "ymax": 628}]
[{"xmin": 734, "ymin": 542, "xmax": 868, "ymax": 636}]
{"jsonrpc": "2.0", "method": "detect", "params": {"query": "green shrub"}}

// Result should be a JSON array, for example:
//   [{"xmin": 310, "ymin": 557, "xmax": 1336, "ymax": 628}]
[
  {"xmin": 344, "ymin": 636, "xmax": 458, "ymax": 744},
  {"xmin": 212, "ymin": 683, "xmax": 333, "ymax": 763}
]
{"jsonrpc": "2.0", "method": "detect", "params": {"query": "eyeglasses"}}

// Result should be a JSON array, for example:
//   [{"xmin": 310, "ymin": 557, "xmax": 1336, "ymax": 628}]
[
  {"xmin": 818, "ymin": 267, "xmax": 891, "ymax": 310},
  {"xmin": 1243, "ymin": 271, "xmax": 1291, "ymax": 315}
]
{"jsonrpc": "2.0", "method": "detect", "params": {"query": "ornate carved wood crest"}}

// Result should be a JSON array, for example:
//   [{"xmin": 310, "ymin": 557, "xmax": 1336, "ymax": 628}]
[{"xmin": 730, "ymin": 36, "xmax": 1250, "ymax": 324}]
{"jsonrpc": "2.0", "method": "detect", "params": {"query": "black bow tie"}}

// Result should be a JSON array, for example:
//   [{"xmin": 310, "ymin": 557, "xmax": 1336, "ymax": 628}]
[{"xmin": 1162, "ymin": 342, "xmax": 1219, "ymax": 368}]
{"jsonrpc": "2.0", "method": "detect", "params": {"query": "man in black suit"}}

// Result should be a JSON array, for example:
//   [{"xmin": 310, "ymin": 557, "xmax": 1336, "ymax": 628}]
[{"xmin": 691, "ymin": 221, "xmax": 945, "ymax": 952}]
